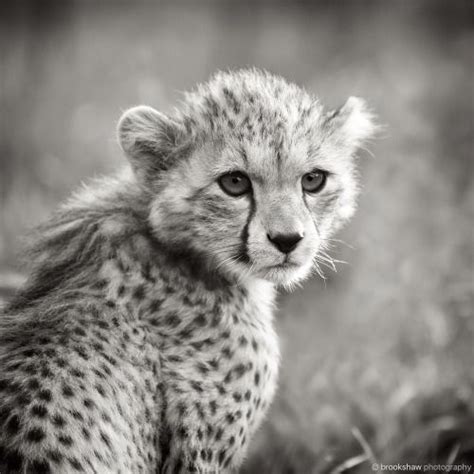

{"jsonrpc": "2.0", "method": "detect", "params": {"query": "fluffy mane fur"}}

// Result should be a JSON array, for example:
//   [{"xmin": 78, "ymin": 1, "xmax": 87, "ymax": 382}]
[{"xmin": 2, "ymin": 170, "xmax": 149, "ymax": 334}]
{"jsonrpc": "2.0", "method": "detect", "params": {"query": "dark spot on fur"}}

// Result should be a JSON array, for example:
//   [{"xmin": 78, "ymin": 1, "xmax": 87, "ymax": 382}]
[
  {"xmin": 17, "ymin": 392, "xmax": 32, "ymax": 406},
  {"xmin": 93, "ymin": 279, "xmax": 107, "ymax": 290},
  {"xmin": 7, "ymin": 361, "xmax": 22, "ymax": 372},
  {"xmin": 196, "ymin": 362, "xmax": 209, "ymax": 374},
  {"xmin": 232, "ymin": 392, "xmax": 242, "ymax": 402},
  {"xmin": 93, "ymin": 367, "xmax": 106, "ymax": 379},
  {"xmin": 23, "ymin": 363, "xmax": 38, "ymax": 375},
  {"xmin": 195, "ymin": 402, "xmax": 205, "ymax": 420},
  {"xmin": 251, "ymin": 338, "xmax": 259, "ymax": 351},
  {"xmin": 69, "ymin": 458, "xmax": 83, "ymax": 471},
  {"xmin": 0, "ymin": 407, "xmax": 9, "ymax": 427},
  {"xmin": 71, "ymin": 410, "xmax": 83, "ymax": 421},
  {"xmin": 177, "ymin": 426, "xmax": 188, "ymax": 439},
  {"xmin": 234, "ymin": 363, "xmax": 247, "ymax": 378},
  {"xmin": 74, "ymin": 345, "xmax": 89, "ymax": 360},
  {"xmin": 190, "ymin": 341, "xmax": 204, "ymax": 351},
  {"xmin": 133, "ymin": 285, "xmax": 145, "ymax": 300},
  {"xmin": 47, "ymin": 450, "xmax": 63, "ymax": 464},
  {"xmin": 93, "ymin": 450, "xmax": 103, "ymax": 462},
  {"xmin": 101, "ymin": 353, "xmax": 117, "ymax": 366},
  {"xmin": 221, "ymin": 347, "xmax": 233, "ymax": 359},
  {"xmin": 149, "ymin": 299, "xmax": 162, "ymax": 312},
  {"xmin": 6, "ymin": 415, "xmax": 21, "ymax": 435},
  {"xmin": 193, "ymin": 314, "xmax": 207, "ymax": 327},
  {"xmin": 38, "ymin": 389, "xmax": 52, "ymax": 403},
  {"xmin": 45, "ymin": 348, "xmax": 57, "ymax": 358},
  {"xmin": 27, "ymin": 427, "xmax": 46, "ymax": 443},
  {"xmin": 100, "ymin": 363, "xmax": 112, "ymax": 376},
  {"xmin": 190, "ymin": 381, "xmax": 203, "ymax": 393},
  {"xmin": 223, "ymin": 456, "xmax": 233, "ymax": 468},
  {"xmin": 177, "ymin": 327, "xmax": 194, "ymax": 339},
  {"xmin": 218, "ymin": 449, "xmax": 227, "ymax": 465},
  {"xmin": 41, "ymin": 366, "xmax": 53, "ymax": 378},
  {"xmin": 56, "ymin": 357, "xmax": 68, "ymax": 368},
  {"xmin": 52, "ymin": 414, "xmax": 66, "ymax": 428},
  {"xmin": 74, "ymin": 327, "xmax": 86, "ymax": 337},
  {"xmin": 100, "ymin": 431, "xmax": 111, "ymax": 448},
  {"xmin": 211, "ymin": 314, "xmax": 220, "ymax": 327},
  {"xmin": 176, "ymin": 401, "xmax": 186, "ymax": 416},
  {"xmin": 31, "ymin": 404, "xmax": 48, "ymax": 418},
  {"xmin": 70, "ymin": 368, "xmax": 85, "ymax": 378},
  {"xmin": 62, "ymin": 385, "xmax": 74, "ymax": 397}
]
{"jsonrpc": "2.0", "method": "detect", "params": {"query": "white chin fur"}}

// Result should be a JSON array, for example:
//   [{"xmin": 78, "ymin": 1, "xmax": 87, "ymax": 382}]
[
  {"xmin": 217, "ymin": 254, "xmax": 314, "ymax": 291},
  {"xmin": 259, "ymin": 260, "xmax": 313, "ymax": 290}
]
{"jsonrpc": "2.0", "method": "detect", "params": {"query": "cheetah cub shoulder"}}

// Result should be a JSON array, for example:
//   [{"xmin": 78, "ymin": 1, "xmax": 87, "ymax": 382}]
[{"xmin": 0, "ymin": 69, "xmax": 375, "ymax": 473}]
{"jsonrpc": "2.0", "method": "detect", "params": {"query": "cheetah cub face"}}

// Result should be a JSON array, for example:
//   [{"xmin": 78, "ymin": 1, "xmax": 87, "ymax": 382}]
[{"xmin": 119, "ymin": 70, "xmax": 375, "ymax": 288}]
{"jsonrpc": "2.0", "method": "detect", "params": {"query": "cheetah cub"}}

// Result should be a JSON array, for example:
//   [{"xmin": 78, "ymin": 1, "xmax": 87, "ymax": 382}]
[{"xmin": 0, "ymin": 69, "xmax": 375, "ymax": 473}]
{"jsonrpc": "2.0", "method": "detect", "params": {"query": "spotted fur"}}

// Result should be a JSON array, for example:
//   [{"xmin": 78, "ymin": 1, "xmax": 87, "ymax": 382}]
[{"xmin": 0, "ymin": 69, "xmax": 375, "ymax": 473}]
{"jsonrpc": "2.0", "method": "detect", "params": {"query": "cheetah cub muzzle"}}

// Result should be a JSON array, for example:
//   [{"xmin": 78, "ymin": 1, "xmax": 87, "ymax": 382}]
[{"xmin": 0, "ymin": 69, "xmax": 375, "ymax": 473}]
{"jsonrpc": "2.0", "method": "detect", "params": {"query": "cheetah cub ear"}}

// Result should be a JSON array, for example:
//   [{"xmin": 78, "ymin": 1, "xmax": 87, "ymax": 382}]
[
  {"xmin": 118, "ymin": 105, "xmax": 184, "ymax": 183},
  {"xmin": 326, "ymin": 96, "xmax": 377, "ymax": 153}
]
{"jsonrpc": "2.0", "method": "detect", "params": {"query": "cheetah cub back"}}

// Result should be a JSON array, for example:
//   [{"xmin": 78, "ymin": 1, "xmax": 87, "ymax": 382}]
[{"xmin": 0, "ymin": 69, "xmax": 375, "ymax": 473}]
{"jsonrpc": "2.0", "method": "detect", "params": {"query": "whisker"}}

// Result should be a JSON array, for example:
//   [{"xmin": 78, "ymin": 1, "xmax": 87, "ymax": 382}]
[
  {"xmin": 325, "ymin": 238, "xmax": 354, "ymax": 250},
  {"xmin": 320, "ymin": 252, "xmax": 344, "ymax": 268}
]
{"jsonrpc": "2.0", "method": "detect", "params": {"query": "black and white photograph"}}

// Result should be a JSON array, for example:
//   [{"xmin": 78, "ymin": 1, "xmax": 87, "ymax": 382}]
[{"xmin": 0, "ymin": 1, "xmax": 472, "ymax": 473}]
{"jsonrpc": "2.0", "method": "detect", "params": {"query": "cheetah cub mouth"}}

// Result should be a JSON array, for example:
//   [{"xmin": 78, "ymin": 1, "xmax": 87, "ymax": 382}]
[{"xmin": 118, "ymin": 70, "xmax": 375, "ymax": 289}]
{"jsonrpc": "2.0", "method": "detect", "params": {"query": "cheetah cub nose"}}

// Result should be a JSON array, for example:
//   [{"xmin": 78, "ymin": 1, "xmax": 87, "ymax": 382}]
[{"xmin": 267, "ymin": 232, "xmax": 304, "ymax": 254}]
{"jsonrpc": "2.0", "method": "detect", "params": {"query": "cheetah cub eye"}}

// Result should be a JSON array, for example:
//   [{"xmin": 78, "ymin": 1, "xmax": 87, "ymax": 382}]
[
  {"xmin": 218, "ymin": 171, "xmax": 252, "ymax": 197},
  {"xmin": 301, "ymin": 169, "xmax": 328, "ymax": 194},
  {"xmin": 118, "ymin": 70, "xmax": 376, "ymax": 289}
]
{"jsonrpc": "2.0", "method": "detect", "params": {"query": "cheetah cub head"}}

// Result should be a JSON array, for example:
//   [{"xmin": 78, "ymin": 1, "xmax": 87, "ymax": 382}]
[{"xmin": 118, "ymin": 69, "xmax": 375, "ymax": 289}]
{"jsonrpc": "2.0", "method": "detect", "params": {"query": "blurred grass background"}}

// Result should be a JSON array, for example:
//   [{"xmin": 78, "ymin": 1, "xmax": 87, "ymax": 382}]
[{"xmin": 0, "ymin": 0, "xmax": 473, "ymax": 472}]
